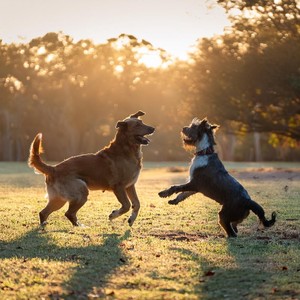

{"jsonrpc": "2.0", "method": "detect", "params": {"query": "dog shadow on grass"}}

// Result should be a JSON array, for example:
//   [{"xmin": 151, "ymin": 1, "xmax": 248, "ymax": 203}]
[
  {"xmin": 171, "ymin": 245, "xmax": 263, "ymax": 299},
  {"xmin": 169, "ymin": 234, "xmax": 299, "ymax": 300},
  {"xmin": 0, "ymin": 228, "xmax": 130, "ymax": 298}
]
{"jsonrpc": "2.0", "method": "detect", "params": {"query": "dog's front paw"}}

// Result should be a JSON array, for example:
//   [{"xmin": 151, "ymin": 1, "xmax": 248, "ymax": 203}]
[
  {"xmin": 128, "ymin": 217, "xmax": 134, "ymax": 227},
  {"xmin": 128, "ymin": 212, "xmax": 138, "ymax": 227},
  {"xmin": 158, "ymin": 190, "xmax": 169, "ymax": 198},
  {"xmin": 109, "ymin": 210, "xmax": 119, "ymax": 221},
  {"xmin": 159, "ymin": 187, "xmax": 175, "ymax": 198},
  {"xmin": 168, "ymin": 199, "xmax": 179, "ymax": 205}
]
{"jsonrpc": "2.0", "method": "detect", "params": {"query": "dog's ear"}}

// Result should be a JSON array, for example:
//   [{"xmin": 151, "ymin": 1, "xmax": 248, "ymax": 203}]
[
  {"xmin": 211, "ymin": 124, "xmax": 220, "ymax": 131},
  {"xmin": 116, "ymin": 121, "xmax": 127, "ymax": 129},
  {"xmin": 130, "ymin": 111, "xmax": 145, "ymax": 118},
  {"xmin": 191, "ymin": 117, "xmax": 201, "ymax": 125}
]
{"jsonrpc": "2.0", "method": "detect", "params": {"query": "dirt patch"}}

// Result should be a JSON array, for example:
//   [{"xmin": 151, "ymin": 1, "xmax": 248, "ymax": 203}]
[
  {"xmin": 149, "ymin": 229, "xmax": 300, "ymax": 242},
  {"xmin": 229, "ymin": 168, "xmax": 300, "ymax": 181},
  {"xmin": 274, "ymin": 230, "xmax": 300, "ymax": 240},
  {"xmin": 149, "ymin": 230, "xmax": 223, "ymax": 241}
]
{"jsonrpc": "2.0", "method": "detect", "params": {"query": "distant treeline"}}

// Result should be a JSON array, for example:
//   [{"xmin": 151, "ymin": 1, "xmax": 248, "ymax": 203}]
[{"xmin": 0, "ymin": 0, "xmax": 299, "ymax": 161}]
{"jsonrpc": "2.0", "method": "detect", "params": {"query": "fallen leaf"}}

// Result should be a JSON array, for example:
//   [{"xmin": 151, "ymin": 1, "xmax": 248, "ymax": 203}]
[
  {"xmin": 204, "ymin": 270, "xmax": 215, "ymax": 276},
  {"xmin": 106, "ymin": 290, "xmax": 115, "ymax": 296}
]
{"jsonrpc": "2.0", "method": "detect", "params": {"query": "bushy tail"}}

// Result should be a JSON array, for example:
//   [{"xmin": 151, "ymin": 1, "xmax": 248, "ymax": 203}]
[
  {"xmin": 248, "ymin": 199, "xmax": 276, "ymax": 227},
  {"xmin": 28, "ymin": 133, "xmax": 54, "ymax": 175}
]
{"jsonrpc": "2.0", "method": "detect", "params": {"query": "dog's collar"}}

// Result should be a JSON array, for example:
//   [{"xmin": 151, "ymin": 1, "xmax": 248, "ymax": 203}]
[{"xmin": 194, "ymin": 146, "xmax": 214, "ymax": 156}]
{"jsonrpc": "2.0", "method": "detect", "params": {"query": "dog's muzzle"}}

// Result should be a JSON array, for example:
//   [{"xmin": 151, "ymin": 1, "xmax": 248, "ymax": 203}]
[
  {"xmin": 181, "ymin": 129, "xmax": 195, "ymax": 145},
  {"xmin": 135, "ymin": 135, "xmax": 150, "ymax": 145},
  {"xmin": 135, "ymin": 126, "xmax": 155, "ymax": 145}
]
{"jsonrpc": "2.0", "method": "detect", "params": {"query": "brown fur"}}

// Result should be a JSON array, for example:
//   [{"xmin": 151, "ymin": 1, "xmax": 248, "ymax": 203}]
[{"xmin": 28, "ymin": 111, "xmax": 155, "ymax": 227}]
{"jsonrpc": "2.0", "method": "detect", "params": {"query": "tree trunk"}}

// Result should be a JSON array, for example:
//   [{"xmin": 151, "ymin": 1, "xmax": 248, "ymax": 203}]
[{"xmin": 253, "ymin": 132, "xmax": 262, "ymax": 161}]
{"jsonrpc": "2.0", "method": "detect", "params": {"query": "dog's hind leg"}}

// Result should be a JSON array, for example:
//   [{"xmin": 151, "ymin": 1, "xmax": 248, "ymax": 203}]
[
  {"xmin": 168, "ymin": 191, "xmax": 196, "ymax": 205},
  {"xmin": 126, "ymin": 185, "xmax": 140, "ymax": 226},
  {"xmin": 63, "ymin": 179, "xmax": 89, "ymax": 226},
  {"xmin": 231, "ymin": 210, "xmax": 250, "ymax": 234},
  {"xmin": 231, "ymin": 222, "xmax": 238, "ymax": 234},
  {"xmin": 109, "ymin": 186, "xmax": 131, "ymax": 221},
  {"xmin": 65, "ymin": 198, "xmax": 88, "ymax": 226},
  {"xmin": 218, "ymin": 208, "xmax": 237, "ymax": 238},
  {"xmin": 39, "ymin": 197, "xmax": 66, "ymax": 227}
]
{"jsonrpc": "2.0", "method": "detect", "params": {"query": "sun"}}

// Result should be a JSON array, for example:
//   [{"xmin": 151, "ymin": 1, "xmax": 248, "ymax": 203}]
[
  {"xmin": 138, "ymin": 50, "xmax": 162, "ymax": 68},
  {"xmin": 135, "ymin": 46, "xmax": 173, "ymax": 69}
]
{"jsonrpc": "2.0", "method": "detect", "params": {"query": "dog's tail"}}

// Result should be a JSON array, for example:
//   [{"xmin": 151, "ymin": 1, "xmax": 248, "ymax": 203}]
[
  {"xmin": 28, "ymin": 133, "xmax": 54, "ymax": 175},
  {"xmin": 248, "ymin": 199, "xmax": 276, "ymax": 227}
]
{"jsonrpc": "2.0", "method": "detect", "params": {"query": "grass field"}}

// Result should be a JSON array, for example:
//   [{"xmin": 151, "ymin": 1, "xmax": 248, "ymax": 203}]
[{"xmin": 0, "ymin": 161, "xmax": 299, "ymax": 299}]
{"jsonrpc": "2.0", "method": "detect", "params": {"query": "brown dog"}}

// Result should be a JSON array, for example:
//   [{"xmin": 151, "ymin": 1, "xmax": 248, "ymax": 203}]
[{"xmin": 28, "ymin": 111, "xmax": 155, "ymax": 227}]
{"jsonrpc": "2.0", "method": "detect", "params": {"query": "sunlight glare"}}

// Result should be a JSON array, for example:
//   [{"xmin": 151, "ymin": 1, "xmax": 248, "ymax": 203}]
[
  {"xmin": 112, "ymin": 36, "xmax": 131, "ymax": 50},
  {"xmin": 138, "ymin": 54, "xmax": 162, "ymax": 68},
  {"xmin": 37, "ymin": 46, "xmax": 46, "ymax": 55},
  {"xmin": 45, "ymin": 53, "xmax": 55, "ymax": 63},
  {"xmin": 115, "ymin": 65, "xmax": 124, "ymax": 73},
  {"xmin": 136, "ymin": 47, "xmax": 162, "ymax": 68}
]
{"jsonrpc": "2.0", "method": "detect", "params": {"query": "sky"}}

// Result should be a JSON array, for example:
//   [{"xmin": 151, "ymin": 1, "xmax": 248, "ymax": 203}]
[{"xmin": 0, "ymin": 0, "xmax": 230, "ymax": 59}]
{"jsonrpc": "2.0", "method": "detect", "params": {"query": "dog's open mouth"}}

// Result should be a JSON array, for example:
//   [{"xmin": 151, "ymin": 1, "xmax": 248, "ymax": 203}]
[
  {"xmin": 181, "ymin": 128, "xmax": 194, "ymax": 145},
  {"xmin": 183, "ymin": 138, "xmax": 193, "ymax": 145},
  {"xmin": 183, "ymin": 138, "xmax": 195, "ymax": 145},
  {"xmin": 135, "ymin": 135, "xmax": 151, "ymax": 145},
  {"xmin": 181, "ymin": 133, "xmax": 194, "ymax": 145}
]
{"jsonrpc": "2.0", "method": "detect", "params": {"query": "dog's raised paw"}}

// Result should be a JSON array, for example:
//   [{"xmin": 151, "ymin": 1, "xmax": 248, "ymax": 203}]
[
  {"xmin": 128, "ymin": 217, "xmax": 133, "ymax": 227},
  {"xmin": 168, "ymin": 199, "xmax": 179, "ymax": 205},
  {"xmin": 109, "ymin": 210, "xmax": 119, "ymax": 221},
  {"xmin": 158, "ymin": 190, "xmax": 170, "ymax": 198}
]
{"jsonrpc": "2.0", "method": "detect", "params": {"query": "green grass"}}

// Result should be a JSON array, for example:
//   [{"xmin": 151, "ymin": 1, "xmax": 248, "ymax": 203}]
[{"xmin": 0, "ymin": 161, "xmax": 299, "ymax": 299}]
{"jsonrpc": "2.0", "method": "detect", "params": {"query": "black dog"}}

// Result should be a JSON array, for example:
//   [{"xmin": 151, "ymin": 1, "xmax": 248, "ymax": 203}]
[{"xmin": 159, "ymin": 118, "xmax": 276, "ymax": 237}]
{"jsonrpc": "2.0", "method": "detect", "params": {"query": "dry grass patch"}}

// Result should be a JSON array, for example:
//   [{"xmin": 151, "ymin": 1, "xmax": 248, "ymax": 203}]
[{"xmin": 0, "ymin": 162, "xmax": 299, "ymax": 299}]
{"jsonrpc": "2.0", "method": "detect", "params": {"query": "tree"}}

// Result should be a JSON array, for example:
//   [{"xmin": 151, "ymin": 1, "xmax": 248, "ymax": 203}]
[
  {"xmin": 0, "ymin": 32, "xmax": 187, "ymax": 161},
  {"xmin": 187, "ymin": 0, "xmax": 300, "ymax": 142}
]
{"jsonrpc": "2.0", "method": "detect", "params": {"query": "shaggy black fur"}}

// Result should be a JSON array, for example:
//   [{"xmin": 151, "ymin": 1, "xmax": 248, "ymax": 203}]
[{"xmin": 159, "ymin": 118, "xmax": 276, "ymax": 237}]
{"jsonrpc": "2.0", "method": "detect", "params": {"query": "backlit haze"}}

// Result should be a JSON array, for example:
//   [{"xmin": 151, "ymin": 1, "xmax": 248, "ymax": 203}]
[{"xmin": 0, "ymin": 0, "xmax": 230, "ymax": 61}]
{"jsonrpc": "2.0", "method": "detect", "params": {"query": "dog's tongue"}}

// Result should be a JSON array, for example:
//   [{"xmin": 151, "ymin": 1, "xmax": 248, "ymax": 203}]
[
  {"xmin": 142, "ymin": 137, "xmax": 150, "ymax": 144},
  {"xmin": 183, "ymin": 136, "xmax": 193, "ymax": 144},
  {"xmin": 136, "ymin": 135, "xmax": 150, "ymax": 145}
]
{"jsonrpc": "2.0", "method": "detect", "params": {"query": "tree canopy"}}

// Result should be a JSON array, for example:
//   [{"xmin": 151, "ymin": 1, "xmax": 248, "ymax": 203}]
[
  {"xmin": 0, "ymin": 0, "xmax": 299, "ymax": 161},
  {"xmin": 188, "ymin": 0, "xmax": 300, "ymax": 141}
]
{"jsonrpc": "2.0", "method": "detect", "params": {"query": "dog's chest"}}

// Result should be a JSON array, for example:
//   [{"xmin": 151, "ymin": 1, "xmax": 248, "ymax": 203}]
[
  {"xmin": 126, "ymin": 170, "xmax": 140, "ymax": 187},
  {"xmin": 189, "ymin": 155, "xmax": 208, "ymax": 178},
  {"xmin": 125, "ymin": 165, "xmax": 141, "ymax": 187}
]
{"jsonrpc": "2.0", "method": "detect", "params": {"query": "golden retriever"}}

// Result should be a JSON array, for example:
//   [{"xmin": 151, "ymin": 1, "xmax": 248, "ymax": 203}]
[{"xmin": 28, "ymin": 111, "xmax": 155, "ymax": 227}]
